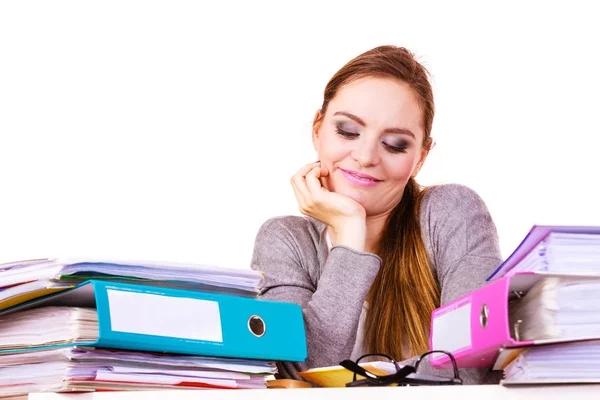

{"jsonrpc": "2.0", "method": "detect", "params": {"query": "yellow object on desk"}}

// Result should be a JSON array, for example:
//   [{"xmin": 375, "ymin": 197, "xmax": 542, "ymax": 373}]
[{"xmin": 298, "ymin": 361, "xmax": 394, "ymax": 387}]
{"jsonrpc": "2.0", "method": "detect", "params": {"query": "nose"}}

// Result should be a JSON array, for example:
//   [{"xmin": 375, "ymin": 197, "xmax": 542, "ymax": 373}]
[{"xmin": 351, "ymin": 138, "xmax": 380, "ymax": 167}]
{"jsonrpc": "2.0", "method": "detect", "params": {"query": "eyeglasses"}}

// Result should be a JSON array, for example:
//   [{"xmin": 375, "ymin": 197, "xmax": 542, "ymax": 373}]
[{"xmin": 340, "ymin": 350, "xmax": 462, "ymax": 387}]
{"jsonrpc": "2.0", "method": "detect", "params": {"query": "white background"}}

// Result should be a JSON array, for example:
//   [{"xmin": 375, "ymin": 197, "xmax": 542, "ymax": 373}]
[{"xmin": 1, "ymin": 1, "xmax": 599, "ymax": 269}]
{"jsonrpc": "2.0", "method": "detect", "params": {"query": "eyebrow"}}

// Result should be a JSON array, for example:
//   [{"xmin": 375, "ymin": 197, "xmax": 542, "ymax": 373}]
[{"xmin": 333, "ymin": 111, "xmax": 416, "ymax": 139}]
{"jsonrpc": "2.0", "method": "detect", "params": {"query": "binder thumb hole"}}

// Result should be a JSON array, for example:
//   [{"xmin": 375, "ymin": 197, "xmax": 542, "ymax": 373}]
[{"xmin": 248, "ymin": 315, "xmax": 266, "ymax": 337}]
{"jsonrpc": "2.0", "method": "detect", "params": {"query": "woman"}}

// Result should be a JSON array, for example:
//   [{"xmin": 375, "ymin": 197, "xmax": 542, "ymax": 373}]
[{"xmin": 251, "ymin": 45, "xmax": 503, "ymax": 385}]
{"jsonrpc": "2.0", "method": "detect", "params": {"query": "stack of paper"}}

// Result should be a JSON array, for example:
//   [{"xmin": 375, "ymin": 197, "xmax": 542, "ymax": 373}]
[
  {"xmin": 0, "ymin": 258, "xmax": 263, "ymax": 312},
  {"xmin": 0, "ymin": 257, "xmax": 307, "ymax": 396},
  {"xmin": 0, "ymin": 347, "xmax": 276, "ymax": 397},
  {"xmin": 0, "ymin": 307, "xmax": 98, "ymax": 350},
  {"xmin": 488, "ymin": 276, "xmax": 600, "ymax": 384},
  {"xmin": 475, "ymin": 225, "xmax": 600, "ymax": 385},
  {"xmin": 487, "ymin": 226, "xmax": 600, "ymax": 280},
  {"xmin": 509, "ymin": 277, "xmax": 600, "ymax": 341},
  {"xmin": 503, "ymin": 340, "xmax": 600, "ymax": 384},
  {"xmin": 511, "ymin": 233, "xmax": 600, "ymax": 275},
  {"xmin": 0, "ymin": 258, "xmax": 262, "ymax": 292}
]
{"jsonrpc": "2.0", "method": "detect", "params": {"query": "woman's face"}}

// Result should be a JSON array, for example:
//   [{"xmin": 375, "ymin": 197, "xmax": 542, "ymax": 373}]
[{"xmin": 313, "ymin": 76, "xmax": 428, "ymax": 217}]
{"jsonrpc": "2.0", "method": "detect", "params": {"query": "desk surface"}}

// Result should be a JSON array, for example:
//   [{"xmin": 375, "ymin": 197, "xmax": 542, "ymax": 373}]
[{"xmin": 22, "ymin": 384, "xmax": 600, "ymax": 400}]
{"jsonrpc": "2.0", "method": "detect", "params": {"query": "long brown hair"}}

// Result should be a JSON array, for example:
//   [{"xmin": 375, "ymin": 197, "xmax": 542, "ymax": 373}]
[{"xmin": 314, "ymin": 46, "xmax": 440, "ymax": 360}]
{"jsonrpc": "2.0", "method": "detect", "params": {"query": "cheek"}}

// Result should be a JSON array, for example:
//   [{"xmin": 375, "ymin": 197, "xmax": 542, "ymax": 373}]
[
  {"xmin": 317, "ymin": 135, "xmax": 348, "ymax": 165},
  {"xmin": 317, "ymin": 138, "xmax": 348, "ymax": 191},
  {"xmin": 384, "ymin": 156, "xmax": 418, "ymax": 181}
]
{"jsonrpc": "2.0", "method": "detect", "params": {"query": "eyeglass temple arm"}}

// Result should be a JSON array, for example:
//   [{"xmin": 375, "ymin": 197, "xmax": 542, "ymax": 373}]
[
  {"xmin": 415, "ymin": 350, "xmax": 461, "ymax": 379},
  {"xmin": 340, "ymin": 360, "xmax": 416, "ymax": 385}
]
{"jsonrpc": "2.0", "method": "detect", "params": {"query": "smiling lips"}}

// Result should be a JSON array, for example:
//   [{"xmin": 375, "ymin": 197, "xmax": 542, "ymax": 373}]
[{"xmin": 339, "ymin": 168, "xmax": 382, "ymax": 188}]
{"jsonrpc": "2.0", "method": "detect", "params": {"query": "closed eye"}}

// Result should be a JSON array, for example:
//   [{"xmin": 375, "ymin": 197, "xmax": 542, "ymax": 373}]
[
  {"xmin": 335, "ymin": 127, "xmax": 359, "ymax": 139},
  {"xmin": 384, "ymin": 142, "xmax": 408, "ymax": 153},
  {"xmin": 337, "ymin": 126, "xmax": 409, "ymax": 154}
]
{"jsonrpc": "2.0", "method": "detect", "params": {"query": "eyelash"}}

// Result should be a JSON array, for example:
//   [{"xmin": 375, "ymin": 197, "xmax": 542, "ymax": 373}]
[
  {"xmin": 335, "ymin": 127, "xmax": 359, "ymax": 138},
  {"xmin": 335, "ymin": 128, "xmax": 408, "ymax": 154},
  {"xmin": 384, "ymin": 143, "xmax": 408, "ymax": 154}
]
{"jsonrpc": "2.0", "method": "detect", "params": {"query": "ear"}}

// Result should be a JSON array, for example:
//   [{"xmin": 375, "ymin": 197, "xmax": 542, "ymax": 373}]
[
  {"xmin": 411, "ymin": 147, "xmax": 429, "ymax": 178},
  {"xmin": 312, "ymin": 109, "xmax": 323, "ymax": 152}
]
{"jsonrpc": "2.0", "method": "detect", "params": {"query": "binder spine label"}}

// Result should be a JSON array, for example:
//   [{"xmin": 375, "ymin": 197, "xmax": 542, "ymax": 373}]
[
  {"xmin": 106, "ymin": 288, "xmax": 224, "ymax": 342},
  {"xmin": 431, "ymin": 299, "xmax": 472, "ymax": 358}
]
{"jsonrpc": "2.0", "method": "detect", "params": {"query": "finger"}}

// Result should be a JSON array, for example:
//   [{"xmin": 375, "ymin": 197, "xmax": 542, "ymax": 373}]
[
  {"xmin": 294, "ymin": 161, "xmax": 321, "ymax": 179},
  {"xmin": 306, "ymin": 165, "xmax": 327, "ymax": 197},
  {"xmin": 318, "ymin": 165, "xmax": 331, "ymax": 191},
  {"xmin": 290, "ymin": 175, "xmax": 308, "ymax": 204},
  {"xmin": 291, "ymin": 168, "xmax": 315, "ymax": 208},
  {"xmin": 291, "ymin": 161, "xmax": 320, "ymax": 198},
  {"xmin": 291, "ymin": 183, "xmax": 308, "ymax": 212}
]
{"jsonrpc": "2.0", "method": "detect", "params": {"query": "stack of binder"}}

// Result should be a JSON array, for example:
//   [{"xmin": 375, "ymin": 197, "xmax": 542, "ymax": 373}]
[
  {"xmin": 429, "ymin": 226, "xmax": 600, "ymax": 385},
  {"xmin": 0, "ymin": 258, "xmax": 307, "ymax": 397}
]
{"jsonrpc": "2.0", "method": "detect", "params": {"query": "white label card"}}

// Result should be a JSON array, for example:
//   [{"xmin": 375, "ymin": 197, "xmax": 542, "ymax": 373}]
[
  {"xmin": 431, "ymin": 302, "xmax": 472, "ymax": 357},
  {"xmin": 106, "ymin": 289, "xmax": 223, "ymax": 343}
]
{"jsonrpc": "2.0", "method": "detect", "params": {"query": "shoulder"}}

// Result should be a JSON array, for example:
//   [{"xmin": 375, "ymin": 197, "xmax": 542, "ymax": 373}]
[
  {"xmin": 419, "ymin": 183, "xmax": 493, "ymax": 230},
  {"xmin": 419, "ymin": 182, "xmax": 495, "ymax": 235},
  {"xmin": 420, "ymin": 183, "xmax": 488, "ymax": 213},
  {"xmin": 418, "ymin": 183, "xmax": 501, "ymax": 273},
  {"xmin": 256, "ymin": 215, "xmax": 323, "ymax": 239},
  {"xmin": 252, "ymin": 215, "xmax": 325, "ymax": 287},
  {"xmin": 254, "ymin": 215, "xmax": 324, "ymax": 251}
]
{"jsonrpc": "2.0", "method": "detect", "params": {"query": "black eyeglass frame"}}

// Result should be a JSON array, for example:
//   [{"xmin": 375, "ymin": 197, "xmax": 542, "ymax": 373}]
[{"xmin": 340, "ymin": 350, "xmax": 463, "ymax": 387}]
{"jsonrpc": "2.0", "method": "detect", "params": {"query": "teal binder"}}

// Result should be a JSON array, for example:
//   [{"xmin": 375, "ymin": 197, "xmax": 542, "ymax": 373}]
[{"xmin": 0, "ymin": 280, "xmax": 307, "ymax": 362}]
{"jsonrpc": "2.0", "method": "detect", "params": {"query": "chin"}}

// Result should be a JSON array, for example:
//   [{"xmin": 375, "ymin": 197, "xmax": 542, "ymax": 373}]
[
  {"xmin": 337, "ymin": 188, "xmax": 369, "ymax": 207},
  {"xmin": 336, "ymin": 186, "xmax": 398, "ymax": 217},
  {"xmin": 329, "ymin": 176, "xmax": 379, "ymax": 209}
]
